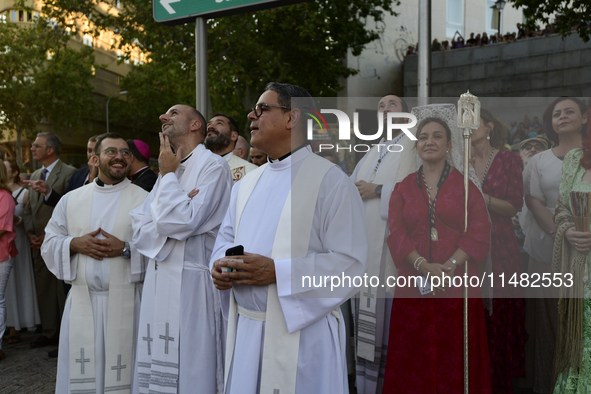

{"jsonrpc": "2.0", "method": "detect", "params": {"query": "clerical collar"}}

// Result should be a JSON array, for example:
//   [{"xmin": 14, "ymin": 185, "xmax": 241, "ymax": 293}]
[
  {"xmin": 272, "ymin": 143, "xmax": 310, "ymax": 163},
  {"xmin": 180, "ymin": 152, "xmax": 193, "ymax": 163},
  {"xmin": 95, "ymin": 177, "xmax": 126, "ymax": 187}
]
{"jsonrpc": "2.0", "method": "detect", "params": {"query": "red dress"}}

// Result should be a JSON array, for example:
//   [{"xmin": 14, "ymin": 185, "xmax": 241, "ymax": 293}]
[
  {"xmin": 482, "ymin": 150, "xmax": 527, "ymax": 393},
  {"xmin": 383, "ymin": 169, "xmax": 492, "ymax": 394}
]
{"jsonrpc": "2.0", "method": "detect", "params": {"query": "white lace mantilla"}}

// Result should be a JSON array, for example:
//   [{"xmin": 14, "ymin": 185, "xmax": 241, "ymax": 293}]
[{"xmin": 396, "ymin": 103, "xmax": 493, "ymax": 312}]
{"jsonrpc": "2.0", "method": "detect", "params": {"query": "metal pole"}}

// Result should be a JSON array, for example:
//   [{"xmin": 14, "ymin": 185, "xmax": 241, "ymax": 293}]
[
  {"xmin": 195, "ymin": 17, "xmax": 208, "ymax": 116},
  {"xmin": 463, "ymin": 131, "xmax": 471, "ymax": 394},
  {"xmin": 417, "ymin": 0, "xmax": 431, "ymax": 106},
  {"xmin": 497, "ymin": 9, "xmax": 501, "ymax": 36}
]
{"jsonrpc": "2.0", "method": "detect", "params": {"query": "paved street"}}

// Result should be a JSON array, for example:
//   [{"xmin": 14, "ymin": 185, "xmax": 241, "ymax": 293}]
[
  {"xmin": 0, "ymin": 330, "xmax": 535, "ymax": 394},
  {"xmin": 0, "ymin": 330, "xmax": 57, "ymax": 393}
]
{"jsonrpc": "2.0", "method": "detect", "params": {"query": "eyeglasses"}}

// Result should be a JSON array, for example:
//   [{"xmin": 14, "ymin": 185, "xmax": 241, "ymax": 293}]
[
  {"xmin": 31, "ymin": 144, "xmax": 46, "ymax": 149},
  {"xmin": 522, "ymin": 144, "xmax": 544, "ymax": 151},
  {"xmin": 100, "ymin": 147, "xmax": 131, "ymax": 158},
  {"xmin": 251, "ymin": 103, "xmax": 290, "ymax": 118}
]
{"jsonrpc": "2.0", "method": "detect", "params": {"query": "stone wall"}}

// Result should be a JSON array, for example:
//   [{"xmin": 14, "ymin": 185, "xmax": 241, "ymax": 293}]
[{"xmin": 403, "ymin": 34, "xmax": 591, "ymax": 97}]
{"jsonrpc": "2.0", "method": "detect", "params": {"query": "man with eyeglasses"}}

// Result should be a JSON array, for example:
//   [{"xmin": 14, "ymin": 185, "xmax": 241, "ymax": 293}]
[
  {"xmin": 519, "ymin": 136, "xmax": 549, "ymax": 168},
  {"xmin": 41, "ymin": 133, "xmax": 149, "ymax": 393},
  {"xmin": 210, "ymin": 82, "xmax": 367, "ymax": 394},
  {"xmin": 22, "ymin": 132, "xmax": 75, "ymax": 350},
  {"xmin": 206, "ymin": 113, "xmax": 256, "ymax": 183},
  {"xmin": 130, "ymin": 104, "xmax": 232, "ymax": 394}
]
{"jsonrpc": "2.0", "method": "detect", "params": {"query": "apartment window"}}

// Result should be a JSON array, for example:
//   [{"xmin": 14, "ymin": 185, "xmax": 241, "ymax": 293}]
[
  {"xmin": 446, "ymin": 0, "xmax": 464, "ymax": 38},
  {"xmin": 11, "ymin": 11, "xmax": 16, "ymax": 22},
  {"xmin": 116, "ymin": 0, "xmax": 121, "ymax": 8},
  {"xmin": 83, "ymin": 34, "xmax": 93, "ymax": 47},
  {"xmin": 18, "ymin": 10, "xmax": 23, "ymax": 22},
  {"xmin": 27, "ymin": 12, "xmax": 32, "ymax": 21}
]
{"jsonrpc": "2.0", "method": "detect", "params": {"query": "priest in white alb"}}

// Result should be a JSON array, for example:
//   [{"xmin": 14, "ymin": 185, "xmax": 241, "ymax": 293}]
[
  {"xmin": 205, "ymin": 113, "xmax": 257, "ymax": 183},
  {"xmin": 351, "ymin": 94, "xmax": 411, "ymax": 394},
  {"xmin": 130, "ymin": 105, "xmax": 232, "ymax": 394},
  {"xmin": 210, "ymin": 82, "xmax": 368, "ymax": 394},
  {"xmin": 41, "ymin": 133, "xmax": 149, "ymax": 394}
]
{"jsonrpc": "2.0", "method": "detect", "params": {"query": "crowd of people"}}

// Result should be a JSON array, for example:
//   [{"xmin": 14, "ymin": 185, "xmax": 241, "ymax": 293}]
[
  {"xmin": 0, "ymin": 83, "xmax": 589, "ymax": 394},
  {"xmin": 404, "ymin": 22, "xmax": 563, "ymax": 54}
]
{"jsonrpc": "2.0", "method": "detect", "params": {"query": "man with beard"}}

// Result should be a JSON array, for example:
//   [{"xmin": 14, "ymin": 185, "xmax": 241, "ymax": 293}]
[
  {"xmin": 206, "ymin": 113, "xmax": 256, "ymax": 182},
  {"xmin": 351, "ymin": 94, "xmax": 410, "ymax": 394},
  {"xmin": 41, "ymin": 133, "xmax": 148, "ymax": 394},
  {"xmin": 131, "ymin": 105, "xmax": 232, "ymax": 394}
]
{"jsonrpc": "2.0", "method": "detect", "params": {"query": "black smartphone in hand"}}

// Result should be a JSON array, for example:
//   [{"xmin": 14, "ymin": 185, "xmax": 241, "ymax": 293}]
[
  {"xmin": 223, "ymin": 245, "xmax": 244, "ymax": 276},
  {"xmin": 225, "ymin": 245, "xmax": 244, "ymax": 257}
]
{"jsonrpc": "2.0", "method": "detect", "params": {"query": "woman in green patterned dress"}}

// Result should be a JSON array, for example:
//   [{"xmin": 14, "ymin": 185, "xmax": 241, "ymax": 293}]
[{"xmin": 554, "ymin": 105, "xmax": 591, "ymax": 393}]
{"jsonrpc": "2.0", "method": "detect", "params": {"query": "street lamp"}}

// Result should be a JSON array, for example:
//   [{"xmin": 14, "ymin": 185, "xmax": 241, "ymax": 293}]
[
  {"xmin": 495, "ymin": 0, "xmax": 506, "ymax": 37},
  {"xmin": 106, "ymin": 90, "xmax": 127, "ymax": 133}
]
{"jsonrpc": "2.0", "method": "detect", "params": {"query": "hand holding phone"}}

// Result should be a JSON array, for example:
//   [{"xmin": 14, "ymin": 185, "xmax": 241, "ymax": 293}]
[{"xmin": 222, "ymin": 245, "xmax": 244, "ymax": 274}]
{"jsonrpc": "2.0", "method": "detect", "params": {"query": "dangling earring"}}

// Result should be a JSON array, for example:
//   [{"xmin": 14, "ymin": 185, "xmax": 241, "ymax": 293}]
[{"xmin": 487, "ymin": 135, "xmax": 490, "ymax": 140}]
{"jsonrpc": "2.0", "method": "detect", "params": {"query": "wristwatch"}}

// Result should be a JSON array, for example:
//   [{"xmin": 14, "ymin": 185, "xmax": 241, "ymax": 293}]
[
  {"xmin": 448, "ymin": 257, "xmax": 459, "ymax": 268},
  {"xmin": 121, "ymin": 242, "xmax": 131, "ymax": 259},
  {"xmin": 374, "ymin": 184, "xmax": 383, "ymax": 197}
]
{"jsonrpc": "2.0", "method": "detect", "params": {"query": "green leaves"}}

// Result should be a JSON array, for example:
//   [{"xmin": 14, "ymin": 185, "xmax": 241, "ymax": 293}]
[
  {"xmin": 38, "ymin": 0, "xmax": 398, "ymax": 133},
  {"xmin": 510, "ymin": 0, "xmax": 591, "ymax": 42},
  {"xmin": 0, "ymin": 20, "xmax": 96, "ymax": 166}
]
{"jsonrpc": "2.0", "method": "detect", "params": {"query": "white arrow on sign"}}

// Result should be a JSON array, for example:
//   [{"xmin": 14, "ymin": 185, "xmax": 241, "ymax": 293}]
[{"xmin": 161, "ymin": 0, "xmax": 181, "ymax": 14}]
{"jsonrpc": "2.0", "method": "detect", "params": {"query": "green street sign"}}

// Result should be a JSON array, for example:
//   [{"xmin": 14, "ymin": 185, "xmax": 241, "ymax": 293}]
[{"xmin": 154, "ymin": 0, "xmax": 305, "ymax": 25}]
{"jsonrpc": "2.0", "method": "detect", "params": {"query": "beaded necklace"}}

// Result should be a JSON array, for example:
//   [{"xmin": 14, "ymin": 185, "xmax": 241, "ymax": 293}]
[
  {"xmin": 369, "ymin": 133, "xmax": 405, "ymax": 181},
  {"xmin": 417, "ymin": 161, "xmax": 451, "ymax": 246}
]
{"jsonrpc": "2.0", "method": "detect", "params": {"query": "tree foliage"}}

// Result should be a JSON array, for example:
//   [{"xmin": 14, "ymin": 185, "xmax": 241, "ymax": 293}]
[
  {"xmin": 36, "ymin": 0, "xmax": 398, "ymax": 133},
  {"xmin": 0, "ymin": 20, "xmax": 97, "ymax": 166},
  {"xmin": 510, "ymin": 0, "xmax": 591, "ymax": 42}
]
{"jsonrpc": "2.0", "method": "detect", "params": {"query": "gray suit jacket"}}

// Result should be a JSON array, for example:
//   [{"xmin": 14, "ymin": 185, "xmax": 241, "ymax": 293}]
[{"xmin": 24, "ymin": 160, "xmax": 76, "ymax": 236}]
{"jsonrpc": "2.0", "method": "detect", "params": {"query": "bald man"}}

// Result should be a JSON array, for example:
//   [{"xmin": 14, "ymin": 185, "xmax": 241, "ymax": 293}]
[
  {"xmin": 352, "ymin": 94, "xmax": 411, "ymax": 394},
  {"xmin": 233, "ymin": 136, "xmax": 249, "ymax": 160},
  {"xmin": 131, "ymin": 104, "xmax": 232, "ymax": 394}
]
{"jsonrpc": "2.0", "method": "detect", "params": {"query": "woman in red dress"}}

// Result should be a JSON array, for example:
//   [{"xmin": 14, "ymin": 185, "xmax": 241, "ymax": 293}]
[
  {"xmin": 472, "ymin": 109, "xmax": 526, "ymax": 393},
  {"xmin": 383, "ymin": 116, "xmax": 492, "ymax": 393}
]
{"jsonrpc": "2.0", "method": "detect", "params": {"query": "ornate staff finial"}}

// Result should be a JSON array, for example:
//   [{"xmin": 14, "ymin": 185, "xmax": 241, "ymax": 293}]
[{"xmin": 457, "ymin": 91, "xmax": 481, "ymax": 132}]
